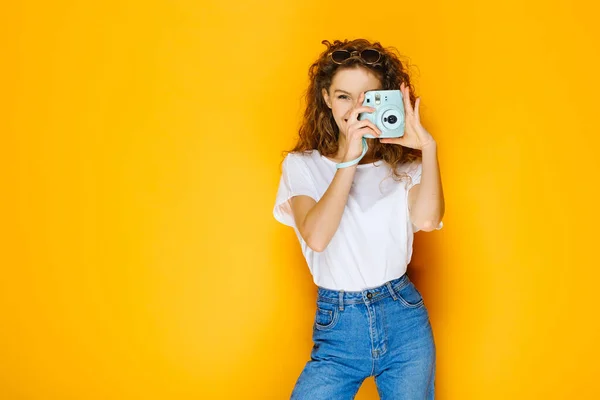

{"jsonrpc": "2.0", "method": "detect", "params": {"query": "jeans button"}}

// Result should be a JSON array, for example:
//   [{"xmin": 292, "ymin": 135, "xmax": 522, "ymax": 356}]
[{"xmin": 367, "ymin": 292, "xmax": 373, "ymax": 299}]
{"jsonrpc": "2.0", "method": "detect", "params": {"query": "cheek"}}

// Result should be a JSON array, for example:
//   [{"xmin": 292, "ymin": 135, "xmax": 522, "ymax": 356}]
[{"xmin": 333, "ymin": 103, "xmax": 352, "ymax": 120}]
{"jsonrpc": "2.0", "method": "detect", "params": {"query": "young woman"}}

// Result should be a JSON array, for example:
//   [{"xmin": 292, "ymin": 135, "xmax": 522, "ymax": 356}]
[{"xmin": 273, "ymin": 38, "xmax": 445, "ymax": 400}]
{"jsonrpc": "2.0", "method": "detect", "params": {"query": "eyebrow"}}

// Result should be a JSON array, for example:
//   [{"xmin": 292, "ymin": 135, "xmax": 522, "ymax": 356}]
[{"xmin": 334, "ymin": 88, "xmax": 381, "ymax": 94}]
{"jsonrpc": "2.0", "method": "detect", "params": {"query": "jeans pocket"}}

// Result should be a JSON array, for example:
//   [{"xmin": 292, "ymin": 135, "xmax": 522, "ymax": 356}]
[
  {"xmin": 314, "ymin": 301, "xmax": 340, "ymax": 331},
  {"xmin": 395, "ymin": 281, "xmax": 425, "ymax": 308}
]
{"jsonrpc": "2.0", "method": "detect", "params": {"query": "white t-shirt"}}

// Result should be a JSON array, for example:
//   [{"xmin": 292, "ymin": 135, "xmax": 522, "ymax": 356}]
[{"xmin": 273, "ymin": 149, "xmax": 443, "ymax": 291}]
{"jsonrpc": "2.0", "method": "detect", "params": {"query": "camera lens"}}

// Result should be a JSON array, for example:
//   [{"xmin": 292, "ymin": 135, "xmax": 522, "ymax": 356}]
[{"xmin": 381, "ymin": 109, "xmax": 402, "ymax": 131}]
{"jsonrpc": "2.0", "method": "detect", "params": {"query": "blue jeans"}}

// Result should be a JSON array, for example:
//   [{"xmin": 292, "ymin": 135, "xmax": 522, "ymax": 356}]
[{"xmin": 291, "ymin": 273, "xmax": 436, "ymax": 399}]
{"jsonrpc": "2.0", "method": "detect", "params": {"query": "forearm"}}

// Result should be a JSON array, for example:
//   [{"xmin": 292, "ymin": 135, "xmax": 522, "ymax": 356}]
[
  {"xmin": 413, "ymin": 142, "xmax": 445, "ymax": 230},
  {"xmin": 302, "ymin": 166, "xmax": 356, "ymax": 252}
]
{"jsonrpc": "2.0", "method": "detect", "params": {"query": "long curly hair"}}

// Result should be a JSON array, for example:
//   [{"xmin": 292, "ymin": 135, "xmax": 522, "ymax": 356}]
[{"xmin": 283, "ymin": 38, "xmax": 422, "ymax": 182}]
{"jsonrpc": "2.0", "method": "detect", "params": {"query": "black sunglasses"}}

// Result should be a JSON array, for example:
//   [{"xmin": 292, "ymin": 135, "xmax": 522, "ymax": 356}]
[{"xmin": 329, "ymin": 48, "xmax": 382, "ymax": 65}]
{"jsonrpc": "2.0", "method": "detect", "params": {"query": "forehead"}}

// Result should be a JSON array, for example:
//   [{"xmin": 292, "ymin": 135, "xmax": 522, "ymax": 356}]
[{"xmin": 331, "ymin": 67, "xmax": 382, "ymax": 92}]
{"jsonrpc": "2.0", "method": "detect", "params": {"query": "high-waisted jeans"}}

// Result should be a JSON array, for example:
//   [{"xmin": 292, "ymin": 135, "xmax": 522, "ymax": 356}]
[{"xmin": 291, "ymin": 273, "xmax": 436, "ymax": 399}]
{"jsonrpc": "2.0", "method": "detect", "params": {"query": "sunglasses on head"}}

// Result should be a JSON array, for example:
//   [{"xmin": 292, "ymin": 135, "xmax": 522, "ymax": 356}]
[{"xmin": 329, "ymin": 48, "xmax": 382, "ymax": 65}]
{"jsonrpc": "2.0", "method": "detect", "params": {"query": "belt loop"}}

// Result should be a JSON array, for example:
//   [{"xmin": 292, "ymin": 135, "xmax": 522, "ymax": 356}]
[
  {"xmin": 385, "ymin": 281, "xmax": 398, "ymax": 301},
  {"xmin": 339, "ymin": 290, "xmax": 344, "ymax": 311}
]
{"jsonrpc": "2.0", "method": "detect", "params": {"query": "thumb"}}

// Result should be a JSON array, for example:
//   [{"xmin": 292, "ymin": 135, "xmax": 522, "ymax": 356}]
[{"xmin": 380, "ymin": 136, "xmax": 404, "ymax": 145}]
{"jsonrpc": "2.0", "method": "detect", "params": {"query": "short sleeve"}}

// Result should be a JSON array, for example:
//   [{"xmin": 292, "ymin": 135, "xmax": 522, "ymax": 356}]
[
  {"xmin": 406, "ymin": 159, "xmax": 443, "ymax": 231},
  {"xmin": 273, "ymin": 153, "xmax": 319, "ymax": 228}
]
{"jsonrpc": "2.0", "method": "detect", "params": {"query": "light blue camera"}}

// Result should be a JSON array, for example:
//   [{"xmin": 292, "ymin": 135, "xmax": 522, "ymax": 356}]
[{"xmin": 358, "ymin": 90, "xmax": 405, "ymax": 138}]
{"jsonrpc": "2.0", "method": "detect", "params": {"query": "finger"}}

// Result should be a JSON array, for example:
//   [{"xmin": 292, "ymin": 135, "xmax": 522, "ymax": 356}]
[
  {"xmin": 349, "ymin": 92, "xmax": 368, "ymax": 119},
  {"xmin": 415, "ymin": 97, "xmax": 421, "ymax": 122},
  {"xmin": 358, "ymin": 91, "xmax": 365, "ymax": 104},
  {"xmin": 402, "ymin": 84, "xmax": 413, "ymax": 116},
  {"xmin": 356, "ymin": 125, "xmax": 381, "ymax": 138},
  {"xmin": 357, "ymin": 128, "xmax": 381, "ymax": 140},
  {"xmin": 362, "ymin": 120, "xmax": 382, "ymax": 136},
  {"xmin": 349, "ymin": 125, "xmax": 380, "ymax": 141},
  {"xmin": 380, "ymin": 136, "xmax": 404, "ymax": 145},
  {"xmin": 349, "ymin": 119, "xmax": 381, "ymax": 136},
  {"xmin": 349, "ymin": 105, "xmax": 377, "ymax": 122},
  {"xmin": 354, "ymin": 92, "xmax": 367, "ymax": 113}
]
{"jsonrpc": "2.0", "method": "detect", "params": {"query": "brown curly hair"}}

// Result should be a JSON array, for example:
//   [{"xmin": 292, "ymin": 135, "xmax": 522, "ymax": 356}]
[{"xmin": 282, "ymin": 38, "xmax": 422, "ymax": 182}]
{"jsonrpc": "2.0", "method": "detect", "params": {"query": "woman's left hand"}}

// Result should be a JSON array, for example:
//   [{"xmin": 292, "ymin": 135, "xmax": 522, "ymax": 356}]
[{"xmin": 379, "ymin": 82, "xmax": 436, "ymax": 150}]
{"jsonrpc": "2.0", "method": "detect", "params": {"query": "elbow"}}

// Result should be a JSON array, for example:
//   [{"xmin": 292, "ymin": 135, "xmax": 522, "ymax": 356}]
[
  {"xmin": 299, "ymin": 220, "xmax": 329, "ymax": 252},
  {"xmin": 307, "ymin": 238, "xmax": 328, "ymax": 253},
  {"xmin": 304, "ymin": 233, "xmax": 329, "ymax": 253},
  {"xmin": 419, "ymin": 222, "xmax": 436, "ymax": 232},
  {"xmin": 418, "ymin": 219, "xmax": 442, "ymax": 232},
  {"xmin": 412, "ymin": 208, "xmax": 444, "ymax": 232},
  {"xmin": 309, "ymin": 245, "xmax": 326, "ymax": 253}
]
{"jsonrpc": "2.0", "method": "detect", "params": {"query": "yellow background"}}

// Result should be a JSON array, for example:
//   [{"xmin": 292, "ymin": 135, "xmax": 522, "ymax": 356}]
[{"xmin": 1, "ymin": 0, "xmax": 599, "ymax": 398}]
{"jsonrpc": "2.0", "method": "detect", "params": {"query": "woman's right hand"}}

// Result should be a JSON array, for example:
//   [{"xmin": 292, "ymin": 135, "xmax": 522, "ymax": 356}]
[{"xmin": 341, "ymin": 92, "xmax": 382, "ymax": 162}]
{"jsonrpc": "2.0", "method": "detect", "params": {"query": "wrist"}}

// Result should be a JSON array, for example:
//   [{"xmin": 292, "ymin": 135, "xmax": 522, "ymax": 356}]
[
  {"xmin": 341, "ymin": 150, "xmax": 363, "ymax": 165},
  {"xmin": 421, "ymin": 140, "xmax": 437, "ymax": 151},
  {"xmin": 339, "ymin": 158, "xmax": 359, "ymax": 168}
]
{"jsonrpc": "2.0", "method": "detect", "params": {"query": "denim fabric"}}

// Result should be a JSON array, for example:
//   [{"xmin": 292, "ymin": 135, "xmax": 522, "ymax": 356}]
[{"xmin": 291, "ymin": 273, "xmax": 436, "ymax": 399}]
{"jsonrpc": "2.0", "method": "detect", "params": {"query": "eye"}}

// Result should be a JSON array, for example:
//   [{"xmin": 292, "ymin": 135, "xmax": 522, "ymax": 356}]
[{"xmin": 338, "ymin": 95, "xmax": 350, "ymax": 100}]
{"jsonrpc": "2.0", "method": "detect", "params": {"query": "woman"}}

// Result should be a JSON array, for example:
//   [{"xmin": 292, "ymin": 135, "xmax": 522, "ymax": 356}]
[{"xmin": 273, "ymin": 38, "xmax": 445, "ymax": 399}]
